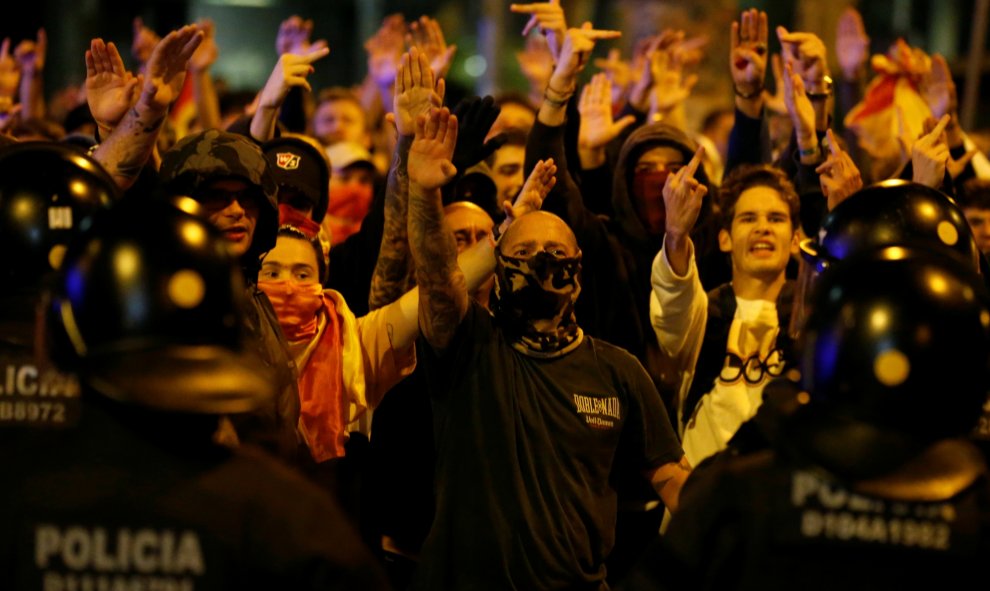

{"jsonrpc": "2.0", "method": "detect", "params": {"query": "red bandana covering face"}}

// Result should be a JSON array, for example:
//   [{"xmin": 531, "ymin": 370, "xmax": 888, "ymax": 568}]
[
  {"xmin": 259, "ymin": 279, "xmax": 347, "ymax": 462},
  {"xmin": 325, "ymin": 184, "xmax": 373, "ymax": 245},
  {"xmin": 632, "ymin": 170, "xmax": 671, "ymax": 235},
  {"xmin": 257, "ymin": 280, "xmax": 324, "ymax": 340}
]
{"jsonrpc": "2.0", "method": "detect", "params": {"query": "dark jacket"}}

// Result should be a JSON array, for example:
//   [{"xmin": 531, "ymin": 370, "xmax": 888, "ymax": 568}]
[{"xmin": 159, "ymin": 130, "xmax": 301, "ymax": 459}]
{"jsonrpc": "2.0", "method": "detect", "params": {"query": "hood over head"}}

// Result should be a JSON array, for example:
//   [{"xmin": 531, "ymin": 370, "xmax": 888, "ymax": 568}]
[
  {"xmin": 612, "ymin": 122, "xmax": 713, "ymax": 251},
  {"xmin": 160, "ymin": 129, "xmax": 279, "ymax": 271}
]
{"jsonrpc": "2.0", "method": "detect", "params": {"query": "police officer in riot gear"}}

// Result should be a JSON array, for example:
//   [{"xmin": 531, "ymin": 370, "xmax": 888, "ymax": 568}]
[
  {"xmin": 796, "ymin": 179, "xmax": 990, "ymax": 452},
  {"xmin": 624, "ymin": 247, "xmax": 990, "ymax": 590},
  {"xmin": 0, "ymin": 142, "xmax": 115, "ymax": 431},
  {"xmin": 0, "ymin": 196, "xmax": 387, "ymax": 589}
]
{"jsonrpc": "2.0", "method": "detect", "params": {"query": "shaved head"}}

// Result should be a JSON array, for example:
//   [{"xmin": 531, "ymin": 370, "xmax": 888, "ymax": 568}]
[
  {"xmin": 499, "ymin": 211, "xmax": 579, "ymax": 258},
  {"xmin": 444, "ymin": 200, "xmax": 491, "ymax": 218}
]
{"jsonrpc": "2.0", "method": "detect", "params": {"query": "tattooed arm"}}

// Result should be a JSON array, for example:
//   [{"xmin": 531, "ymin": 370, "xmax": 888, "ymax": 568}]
[
  {"xmin": 369, "ymin": 47, "xmax": 444, "ymax": 311},
  {"xmin": 407, "ymin": 107, "xmax": 468, "ymax": 352},
  {"xmin": 93, "ymin": 25, "xmax": 203, "ymax": 190},
  {"xmin": 369, "ymin": 135, "xmax": 413, "ymax": 310}
]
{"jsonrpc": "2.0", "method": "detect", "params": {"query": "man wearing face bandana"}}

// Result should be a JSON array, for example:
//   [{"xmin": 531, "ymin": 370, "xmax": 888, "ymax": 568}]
[{"xmin": 407, "ymin": 102, "xmax": 689, "ymax": 590}]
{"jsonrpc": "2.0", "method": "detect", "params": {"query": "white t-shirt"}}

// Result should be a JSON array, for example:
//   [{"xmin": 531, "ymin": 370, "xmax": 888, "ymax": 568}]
[{"xmin": 650, "ymin": 242, "xmax": 783, "ymax": 466}]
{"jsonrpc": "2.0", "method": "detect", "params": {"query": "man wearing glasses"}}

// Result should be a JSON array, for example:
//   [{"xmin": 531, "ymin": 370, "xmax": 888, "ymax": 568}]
[
  {"xmin": 651, "ymin": 163, "xmax": 800, "ymax": 466},
  {"xmin": 159, "ymin": 129, "xmax": 301, "ymax": 461}
]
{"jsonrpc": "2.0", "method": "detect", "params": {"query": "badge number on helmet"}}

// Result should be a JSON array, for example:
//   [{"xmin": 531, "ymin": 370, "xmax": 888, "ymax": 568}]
[
  {"xmin": 276, "ymin": 152, "xmax": 301, "ymax": 170},
  {"xmin": 48, "ymin": 206, "xmax": 73, "ymax": 230}
]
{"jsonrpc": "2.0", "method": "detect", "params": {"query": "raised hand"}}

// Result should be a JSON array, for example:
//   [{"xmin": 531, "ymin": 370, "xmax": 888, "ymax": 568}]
[
  {"xmin": 85, "ymin": 38, "xmax": 142, "ymax": 130},
  {"xmin": 406, "ymin": 15, "xmax": 457, "ymax": 79},
  {"xmin": 627, "ymin": 33, "xmax": 672, "ymax": 112},
  {"xmin": 366, "ymin": 14, "xmax": 407, "ymax": 89},
  {"xmin": 510, "ymin": 0, "xmax": 567, "ymax": 60},
  {"xmin": 782, "ymin": 61, "xmax": 819, "ymax": 162},
  {"xmin": 672, "ymin": 34, "xmax": 710, "ymax": 68},
  {"xmin": 836, "ymin": 7, "xmax": 870, "ymax": 82},
  {"xmin": 649, "ymin": 48, "xmax": 698, "ymax": 116},
  {"xmin": 663, "ymin": 147, "xmax": 708, "ymax": 243},
  {"xmin": 763, "ymin": 53, "xmax": 787, "ymax": 114},
  {"xmin": 920, "ymin": 53, "xmax": 957, "ymax": 120},
  {"xmin": 14, "ymin": 29, "xmax": 46, "ymax": 74},
  {"xmin": 502, "ymin": 158, "xmax": 557, "ymax": 225},
  {"xmin": 911, "ymin": 114, "xmax": 951, "ymax": 189},
  {"xmin": 188, "ymin": 19, "xmax": 219, "ymax": 72},
  {"xmin": 730, "ymin": 9, "xmax": 768, "ymax": 99},
  {"xmin": 393, "ymin": 46, "xmax": 445, "ymax": 136},
  {"xmin": 139, "ymin": 24, "xmax": 204, "ymax": 111},
  {"xmin": 550, "ymin": 25, "xmax": 622, "ymax": 95},
  {"xmin": 0, "ymin": 39, "xmax": 20, "ymax": 98},
  {"xmin": 408, "ymin": 107, "xmax": 459, "ymax": 191},
  {"xmin": 579, "ymin": 73, "xmax": 636, "ymax": 150},
  {"xmin": 777, "ymin": 26, "xmax": 830, "ymax": 93},
  {"xmin": 257, "ymin": 45, "xmax": 330, "ymax": 109},
  {"xmin": 451, "ymin": 95, "xmax": 504, "ymax": 171},
  {"xmin": 515, "ymin": 34, "xmax": 554, "ymax": 93},
  {"xmin": 593, "ymin": 48, "xmax": 633, "ymax": 104},
  {"xmin": 131, "ymin": 17, "xmax": 161, "ymax": 66},
  {"xmin": 276, "ymin": 15, "xmax": 327, "ymax": 56},
  {"xmin": 948, "ymin": 148, "xmax": 979, "ymax": 180},
  {"xmin": 816, "ymin": 129, "xmax": 863, "ymax": 210}
]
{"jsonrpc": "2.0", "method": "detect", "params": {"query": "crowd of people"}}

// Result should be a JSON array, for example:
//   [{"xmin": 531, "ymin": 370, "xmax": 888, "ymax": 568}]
[{"xmin": 1, "ymin": 2, "xmax": 989, "ymax": 589}]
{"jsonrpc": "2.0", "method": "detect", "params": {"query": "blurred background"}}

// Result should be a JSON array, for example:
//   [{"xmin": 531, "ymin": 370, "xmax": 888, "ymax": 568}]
[{"xmin": 4, "ymin": 0, "xmax": 989, "ymax": 130}]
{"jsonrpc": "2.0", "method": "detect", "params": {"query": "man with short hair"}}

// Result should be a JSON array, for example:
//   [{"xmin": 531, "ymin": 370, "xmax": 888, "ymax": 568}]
[
  {"xmin": 652, "ymin": 163, "xmax": 801, "ymax": 466},
  {"xmin": 312, "ymin": 88, "xmax": 370, "ymax": 148},
  {"xmin": 484, "ymin": 128, "xmax": 528, "ymax": 208}
]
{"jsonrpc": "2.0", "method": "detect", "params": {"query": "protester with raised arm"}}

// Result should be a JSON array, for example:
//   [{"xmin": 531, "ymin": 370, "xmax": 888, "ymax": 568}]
[
  {"xmin": 406, "ymin": 97, "xmax": 689, "ymax": 588},
  {"xmin": 651, "ymin": 156, "xmax": 801, "ymax": 467}
]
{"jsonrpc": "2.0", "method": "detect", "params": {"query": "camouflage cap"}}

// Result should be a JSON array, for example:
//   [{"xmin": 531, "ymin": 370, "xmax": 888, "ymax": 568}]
[
  {"xmin": 159, "ymin": 129, "xmax": 279, "ymax": 264},
  {"xmin": 160, "ymin": 129, "xmax": 277, "ymax": 203}
]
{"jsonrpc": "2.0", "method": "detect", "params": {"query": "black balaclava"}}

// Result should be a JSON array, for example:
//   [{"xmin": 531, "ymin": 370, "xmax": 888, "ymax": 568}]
[{"xmin": 493, "ymin": 248, "xmax": 583, "ymax": 358}]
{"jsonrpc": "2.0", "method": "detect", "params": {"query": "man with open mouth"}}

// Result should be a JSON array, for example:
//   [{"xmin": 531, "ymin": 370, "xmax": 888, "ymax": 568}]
[{"xmin": 651, "ymin": 163, "xmax": 801, "ymax": 468}]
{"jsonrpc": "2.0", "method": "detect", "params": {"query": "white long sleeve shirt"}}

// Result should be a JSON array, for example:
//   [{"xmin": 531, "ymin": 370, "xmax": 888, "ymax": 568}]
[{"xmin": 650, "ymin": 240, "xmax": 782, "ymax": 466}]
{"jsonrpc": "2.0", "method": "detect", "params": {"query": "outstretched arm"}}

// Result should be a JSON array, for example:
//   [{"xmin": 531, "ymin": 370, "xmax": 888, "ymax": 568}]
[
  {"xmin": 188, "ymin": 19, "xmax": 221, "ymax": 131},
  {"xmin": 93, "ymin": 25, "xmax": 203, "ymax": 189},
  {"xmin": 369, "ymin": 46, "xmax": 444, "ymax": 310},
  {"xmin": 407, "ymin": 107, "xmax": 468, "ymax": 352},
  {"xmin": 15, "ymin": 29, "xmax": 46, "ymax": 121},
  {"xmin": 662, "ymin": 148, "xmax": 708, "ymax": 276},
  {"xmin": 249, "ymin": 45, "xmax": 329, "ymax": 143}
]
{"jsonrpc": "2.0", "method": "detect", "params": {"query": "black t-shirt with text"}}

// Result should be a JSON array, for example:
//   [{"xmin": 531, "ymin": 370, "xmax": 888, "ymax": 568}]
[{"xmin": 415, "ymin": 303, "xmax": 682, "ymax": 591}]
